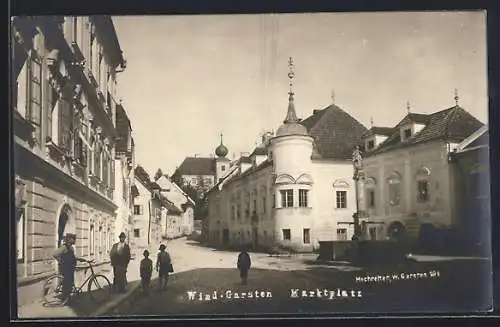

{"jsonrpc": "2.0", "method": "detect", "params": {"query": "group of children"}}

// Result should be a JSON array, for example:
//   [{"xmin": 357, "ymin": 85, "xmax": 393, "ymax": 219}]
[
  {"xmin": 139, "ymin": 246, "xmax": 253, "ymax": 294},
  {"xmin": 139, "ymin": 243, "xmax": 173, "ymax": 294}
]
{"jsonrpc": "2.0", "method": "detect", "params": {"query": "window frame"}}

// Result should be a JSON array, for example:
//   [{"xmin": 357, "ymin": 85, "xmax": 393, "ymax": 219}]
[
  {"xmin": 417, "ymin": 179, "xmax": 430, "ymax": 202},
  {"xmin": 303, "ymin": 228, "xmax": 310, "ymax": 244},
  {"xmin": 282, "ymin": 228, "xmax": 291, "ymax": 241},
  {"xmin": 28, "ymin": 52, "xmax": 43, "ymax": 145},
  {"xmin": 336, "ymin": 228, "xmax": 348, "ymax": 241},
  {"xmin": 335, "ymin": 190, "xmax": 347, "ymax": 209},
  {"xmin": 388, "ymin": 173, "xmax": 402, "ymax": 206},
  {"xmin": 280, "ymin": 189, "xmax": 294, "ymax": 208},
  {"xmin": 299, "ymin": 189, "xmax": 309, "ymax": 207}
]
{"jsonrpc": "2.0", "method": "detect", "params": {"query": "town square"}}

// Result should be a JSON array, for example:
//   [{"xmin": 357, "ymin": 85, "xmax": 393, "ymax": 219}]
[{"xmin": 11, "ymin": 12, "xmax": 492, "ymax": 318}]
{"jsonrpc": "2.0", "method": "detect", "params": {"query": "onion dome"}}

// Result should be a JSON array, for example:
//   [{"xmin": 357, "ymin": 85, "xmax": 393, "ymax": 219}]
[{"xmin": 215, "ymin": 133, "xmax": 229, "ymax": 158}]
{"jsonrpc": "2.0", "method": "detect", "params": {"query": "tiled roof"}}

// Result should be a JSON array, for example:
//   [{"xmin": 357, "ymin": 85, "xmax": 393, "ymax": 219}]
[
  {"xmin": 163, "ymin": 199, "xmax": 182, "ymax": 216},
  {"xmin": 362, "ymin": 126, "xmax": 395, "ymax": 138},
  {"xmin": 300, "ymin": 104, "xmax": 369, "ymax": 160},
  {"xmin": 224, "ymin": 159, "xmax": 273, "ymax": 187},
  {"xmin": 239, "ymin": 156, "xmax": 253, "ymax": 164},
  {"xmin": 251, "ymin": 146, "xmax": 267, "ymax": 156},
  {"xmin": 367, "ymin": 106, "xmax": 484, "ymax": 156},
  {"xmin": 173, "ymin": 157, "xmax": 216, "ymax": 177}
]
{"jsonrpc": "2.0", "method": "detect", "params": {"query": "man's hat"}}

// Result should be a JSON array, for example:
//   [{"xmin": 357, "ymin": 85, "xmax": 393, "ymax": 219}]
[
  {"xmin": 159, "ymin": 244, "xmax": 166, "ymax": 250},
  {"xmin": 143, "ymin": 249, "xmax": 150, "ymax": 256},
  {"xmin": 64, "ymin": 233, "xmax": 76, "ymax": 242},
  {"xmin": 119, "ymin": 232, "xmax": 126, "ymax": 238}
]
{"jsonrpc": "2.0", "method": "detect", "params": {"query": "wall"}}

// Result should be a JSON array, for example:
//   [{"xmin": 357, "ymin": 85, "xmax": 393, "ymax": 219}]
[
  {"xmin": 362, "ymin": 140, "xmax": 453, "ymax": 239},
  {"xmin": 309, "ymin": 160, "xmax": 357, "ymax": 243}
]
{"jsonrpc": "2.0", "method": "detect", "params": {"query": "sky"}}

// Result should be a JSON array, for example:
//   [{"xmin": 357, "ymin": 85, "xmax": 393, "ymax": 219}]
[{"xmin": 112, "ymin": 11, "xmax": 488, "ymax": 177}]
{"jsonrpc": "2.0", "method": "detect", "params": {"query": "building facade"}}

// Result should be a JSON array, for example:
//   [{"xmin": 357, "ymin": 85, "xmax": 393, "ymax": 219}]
[
  {"xmin": 113, "ymin": 103, "xmax": 135, "ymax": 242},
  {"xmin": 13, "ymin": 16, "xmax": 126, "ymax": 281},
  {"xmin": 205, "ymin": 59, "xmax": 367, "ymax": 252},
  {"xmin": 155, "ymin": 174, "xmax": 196, "ymax": 237},
  {"xmin": 130, "ymin": 166, "xmax": 164, "ymax": 253},
  {"xmin": 358, "ymin": 100, "xmax": 485, "ymax": 247}
]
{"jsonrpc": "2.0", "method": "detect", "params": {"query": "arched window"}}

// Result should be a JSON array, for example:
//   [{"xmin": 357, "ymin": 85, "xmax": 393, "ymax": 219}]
[
  {"xmin": 89, "ymin": 223, "xmax": 95, "ymax": 255},
  {"xmin": 388, "ymin": 172, "xmax": 402, "ymax": 206},
  {"xmin": 365, "ymin": 177, "xmax": 377, "ymax": 209},
  {"xmin": 416, "ymin": 166, "xmax": 431, "ymax": 203}
]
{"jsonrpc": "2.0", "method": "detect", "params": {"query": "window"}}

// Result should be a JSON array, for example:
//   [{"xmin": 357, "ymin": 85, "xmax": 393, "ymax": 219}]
[
  {"xmin": 89, "ymin": 224, "xmax": 95, "ymax": 255},
  {"xmin": 102, "ymin": 151, "xmax": 109, "ymax": 186},
  {"xmin": 299, "ymin": 189, "xmax": 309, "ymax": 207},
  {"xmin": 28, "ymin": 54, "xmax": 42, "ymax": 145},
  {"xmin": 417, "ymin": 180, "xmax": 429, "ymax": 202},
  {"xmin": 282, "ymin": 229, "xmax": 291, "ymax": 241},
  {"xmin": 17, "ymin": 209, "xmax": 25, "ymax": 261},
  {"xmin": 94, "ymin": 143, "xmax": 102, "ymax": 179},
  {"xmin": 388, "ymin": 174, "xmax": 401, "ymax": 206},
  {"xmin": 367, "ymin": 139, "xmax": 375, "ymax": 150},
  {"xmin": 58, "ymin": 98, "xmax": 73, "ymax": 151},
  {"xmin": 134, "ymin": 229, "xmax": 140, "ymax": 238},
  {"xmin": 303, "ymin": 228, "xmax": 310, "ymax": 244},
  {"xmin": 280, "ymin": 189, "xmax": 293, "ymax": 207},
  {"xmin": 134, "ymin": 204, "xmax": 143, "ymax": 215},
  {"xmin": 221, "ymin": 165, "xmax": 226, "ymax": 172},
  {"xmin": 72, "ymin": 17, "xmax": 78, "ymax": 42},
  {"xmin": 272, "ymin": 194, "xmax": 276, "ymax": 208},
  {"xmin": 369, "ymin": 227, "xmax": 377, "ymax": 240},
  {"xmin": 367, "ymin": 189, "xmax": 375, "ymax": 208},
  {"xmin": 336, "ymin": 190, "xmax": 347, "ymax": 209},
  {"xmin": 403, "ymin": 127, "xmax": 412, "ymax": 140},
  {"xmin": 253, "ymin": 199, "xmax": 257, "ymax": 212},
  {"xmin": 262, "ymin": 196, "xmax": 266, "ymax": 213},
  {"xmin": 237, "ymin": 204, "xmax": 241, "ymax": 219},
  {"xmin": 337, "ymin": 228, "xmax": 347, "ymax": 241}
]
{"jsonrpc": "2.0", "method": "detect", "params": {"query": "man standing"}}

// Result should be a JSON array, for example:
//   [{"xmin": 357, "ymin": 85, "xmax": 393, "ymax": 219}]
[
  {"xmin": 156, "ymin": 244, "xmax": 172, "ymax": 292},
  {"xmin": 109, "ymin": 232, "xmax": 131, "ymax": 293},
  {"xmin": 52, "ymin": 233, "xmax": 86, "ymax": 303},
  {"xmin": 237, "ymin": 249, "xmax": 251, "ymax": 285}
]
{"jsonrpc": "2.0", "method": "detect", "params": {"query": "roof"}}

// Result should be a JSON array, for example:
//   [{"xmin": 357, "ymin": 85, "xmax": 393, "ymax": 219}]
[
  {"xmin": 367, "ymin": 106, "xmax": 485, "ymax": 156},
  {"xmin": 300, "ymin": 104, "xmax": 369, "ymax": 160},
  {"xmin": 251, "ymin": 146, "xmax": 268, "ymax": 156},
  {"xmin": 456, "ymin": 125, "xmax": 489, "ymax": 152},
  {"xmin": 363, "ymin": 126, "xmax": 395, "ymax": 138},
  {"xmin": 163, "ymin": 199, "xmax": 182, "ymax": 216},
  {"xmin": 173, "ymin": 157, "xmax": 216, "ymax": 177}
]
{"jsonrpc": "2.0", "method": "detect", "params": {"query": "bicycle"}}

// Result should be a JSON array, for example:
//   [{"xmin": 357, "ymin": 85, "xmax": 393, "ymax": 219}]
[{"xmin": 42, "ymin": 259, "xmax": 112, "ymax": 306}]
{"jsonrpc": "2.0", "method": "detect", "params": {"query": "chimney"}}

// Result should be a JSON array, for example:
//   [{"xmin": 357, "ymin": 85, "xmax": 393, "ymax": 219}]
[{"xmin": 313, "ymin": 109, "xmax": 320, "ymax": 115}]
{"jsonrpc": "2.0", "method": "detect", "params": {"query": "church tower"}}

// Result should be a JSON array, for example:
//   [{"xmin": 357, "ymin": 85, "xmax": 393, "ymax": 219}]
[{"xmin": 214, "ymin": 133, "xmax": 230, "ymax": 183}]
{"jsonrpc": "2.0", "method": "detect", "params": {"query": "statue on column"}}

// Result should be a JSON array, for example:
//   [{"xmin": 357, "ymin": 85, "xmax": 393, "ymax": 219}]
[{"xmin": 352, "ymin": 146, "xmax": 365, "ymax": 240}]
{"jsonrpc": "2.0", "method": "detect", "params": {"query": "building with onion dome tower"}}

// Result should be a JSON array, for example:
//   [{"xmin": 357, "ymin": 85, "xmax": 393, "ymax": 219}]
[
  {"xmin": 204, "ymin": 57, "xmax": 369, "ymax": 252},
  {"xmin": 215, "ymin": 133, "xmax": 231, "ymax": 183}
]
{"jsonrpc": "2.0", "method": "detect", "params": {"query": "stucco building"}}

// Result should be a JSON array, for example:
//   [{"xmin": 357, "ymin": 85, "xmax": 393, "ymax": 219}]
[
  {"xmin": 13, "ymin": 16, "xmax": 126, "ymax": 285},
  {"xmin": 358, "ymin": 97, "xmax": 486, "ymax": 249},
  {"xmin": 113, "ymin": 103, "xmax": 135, "ymax": 243},
  {"xmin": 155, "ymin": 174, "xmax": 196, "ymax": 237},
  {"xmin": 205, "ymin": 58, "xmax": 368, "ymax": 252}
]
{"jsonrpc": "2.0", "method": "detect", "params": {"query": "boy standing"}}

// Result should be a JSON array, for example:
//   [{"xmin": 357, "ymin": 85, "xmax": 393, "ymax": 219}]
[{"xmin": 140, "ymin": 250, "xmax": 153, "ymax": 294}]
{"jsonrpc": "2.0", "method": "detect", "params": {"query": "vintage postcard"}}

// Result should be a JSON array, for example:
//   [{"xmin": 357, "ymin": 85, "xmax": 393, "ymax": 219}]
[{"xmin": 11, "ymin": 11, "xmax": 492, "ymax": 319}]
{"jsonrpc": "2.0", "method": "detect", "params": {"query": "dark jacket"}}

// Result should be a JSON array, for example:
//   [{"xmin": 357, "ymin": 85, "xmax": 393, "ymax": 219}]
[
  {"xmin": 156, "ymin": 251, "xmax": 171, "ymax": 272},
  {"xmin": 237, "ymin": 251, "xmax": 251, "ymax": 270},
  {"xmin": 110, "ymin": 242, "xmax": 131, "ymax": 267},
  {"xmin": 140, "ymin": 258, "xmax": 153, "ymax": 279},
  {"xmin": 53, "ymin": 244, "xmax": 77, "ymax": 274}
]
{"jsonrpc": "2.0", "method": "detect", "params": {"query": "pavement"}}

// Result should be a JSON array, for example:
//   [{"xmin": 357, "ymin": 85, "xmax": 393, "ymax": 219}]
[
  {"xmin": 17, "ymin": 242, "xmax": 164, "ymax": 319},
  {"xmin": 17, "ymin": 237, "xmax": 493, "ymax": 318}
]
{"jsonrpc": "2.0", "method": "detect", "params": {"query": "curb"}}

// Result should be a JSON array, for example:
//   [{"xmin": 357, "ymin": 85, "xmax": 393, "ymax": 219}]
[{"xmin": 91, "ymin": 283, "xmax": 142, "ymax": 316}]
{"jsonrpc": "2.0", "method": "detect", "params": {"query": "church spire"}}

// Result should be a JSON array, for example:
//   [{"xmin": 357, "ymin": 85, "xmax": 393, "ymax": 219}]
[
  {"xmin": 284, "ymin": 57, "xmax": 298, "ymax": 124},
  {"xmin": 454, "ymin": 88, "xmax": 460, "ymax": 106}
]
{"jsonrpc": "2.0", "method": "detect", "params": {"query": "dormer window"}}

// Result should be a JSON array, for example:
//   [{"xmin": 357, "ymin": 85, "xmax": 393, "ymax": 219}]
[
  {"xmin": 366, "ymin": 139, "xmax": 375, "ymax": 151},
  {"xmin": 402, "ymin": 126, "xmax": 412, "ymax": 141}
]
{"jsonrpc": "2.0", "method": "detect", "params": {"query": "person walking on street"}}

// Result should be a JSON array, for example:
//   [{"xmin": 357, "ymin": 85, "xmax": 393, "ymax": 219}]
[
  {"xmin": 156, "ymin": 244, "xmax": 172, "ymax": 292},
  {"xmin": 140, "ymin": 250, "xmax": 153, "ymax": 295},
  {"xmin": 52, "ymin": 233, "xmax": 86, "ymax": 304},
  {"xmin": 109, "ymin": 232, "xmax": 131, "ymax": 293},
  {"xmin": 237, "ymin": 249, "xmax": 251, "ymax": 285}
]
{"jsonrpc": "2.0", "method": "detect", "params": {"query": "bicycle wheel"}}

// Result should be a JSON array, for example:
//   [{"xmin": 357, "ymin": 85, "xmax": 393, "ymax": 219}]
[
  {"xmin": 42, "ymin": 274, "xmax": 69, "ymax": 306},
  {"xmin": 87, "ymin": 274, "xmax": 112, "ymax": 304}
]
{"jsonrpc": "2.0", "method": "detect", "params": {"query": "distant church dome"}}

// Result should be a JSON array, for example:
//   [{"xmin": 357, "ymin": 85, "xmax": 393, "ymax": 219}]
[{"xmin": 215, "ymin": 133, "xmax": 229, "ymax": 158}]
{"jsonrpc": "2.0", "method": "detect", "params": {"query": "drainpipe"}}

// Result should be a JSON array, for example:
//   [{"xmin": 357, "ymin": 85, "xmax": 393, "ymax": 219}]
[{"xmin": 147, "ymin": 199, "xmax": 152, "ymax": 247}]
